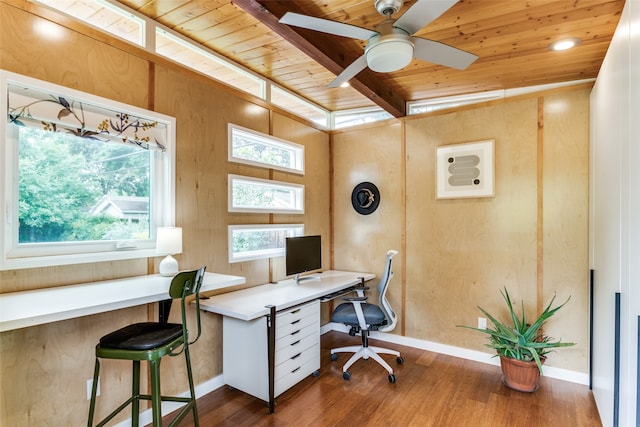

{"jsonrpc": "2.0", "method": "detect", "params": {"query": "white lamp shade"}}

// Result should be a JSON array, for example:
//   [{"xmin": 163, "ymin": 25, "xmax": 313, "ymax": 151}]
[
  {"xmin": 157, "ymin": 227, "xmax": 182, "ymax": 277},
  {"xmin": 156, "ymin": 227, "xmax": 182, "ymax": 255},
  {"xmin": 366, "ymin": 38, "xmax": 414, "ymax": 73}
]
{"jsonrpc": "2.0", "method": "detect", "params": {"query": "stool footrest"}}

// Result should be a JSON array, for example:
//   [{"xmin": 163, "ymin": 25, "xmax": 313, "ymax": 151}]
[{"xmin": 94, "ymin": 395, "xmax": 194, "ymax": 427}]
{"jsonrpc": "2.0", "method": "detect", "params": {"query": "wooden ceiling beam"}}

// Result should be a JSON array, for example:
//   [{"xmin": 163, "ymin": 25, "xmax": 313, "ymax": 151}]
[{"xmin": 232, "ymin": 0, "xmax": 407, "ymax": 117}]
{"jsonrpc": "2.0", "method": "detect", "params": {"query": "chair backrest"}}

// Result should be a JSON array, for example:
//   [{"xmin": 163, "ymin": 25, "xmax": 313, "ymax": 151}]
[
  {"xmin": 377, "ymin": 250, "xmax": 398, "ymax": 333},
  {"xmin": 170, "ymin": 266, "xmax": 206, "ymax": 346}
]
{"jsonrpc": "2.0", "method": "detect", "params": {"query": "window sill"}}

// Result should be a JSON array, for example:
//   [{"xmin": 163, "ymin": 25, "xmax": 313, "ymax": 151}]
[{"xmin": 0, "ymin": 248, "xmax": 159, "ymax": 271}]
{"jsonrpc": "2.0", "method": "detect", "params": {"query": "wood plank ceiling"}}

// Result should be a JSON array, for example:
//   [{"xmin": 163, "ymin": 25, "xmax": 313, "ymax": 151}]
[{"xmin": 117, "ymin": 0, "xmax": 625, "ymax": 117}]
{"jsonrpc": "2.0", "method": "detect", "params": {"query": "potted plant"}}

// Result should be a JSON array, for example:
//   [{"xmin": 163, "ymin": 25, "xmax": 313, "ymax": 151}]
[{"xmin": 458, "ymin": 287, "xmax": 575, "ymax": 392}]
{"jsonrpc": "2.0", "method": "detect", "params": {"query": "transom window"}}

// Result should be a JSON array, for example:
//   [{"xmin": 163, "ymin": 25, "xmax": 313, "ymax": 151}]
[
  {"xmin": 1, "ymin": 70, "xmax": 175, "ymax": 270},
  {"xmin": 34, "ymin": 0, "xmax": 146, "ymax": 46},
  {"xmin": 228, "ymin": 124, "xmax": 304, "ymax": 174},
  {"xmin": 228, "ymin": 175, "xmax": 304, "ymax": 214},
  {"xmin": 228, "ymin": 224, "xmax": 303, "ymax": 263}
]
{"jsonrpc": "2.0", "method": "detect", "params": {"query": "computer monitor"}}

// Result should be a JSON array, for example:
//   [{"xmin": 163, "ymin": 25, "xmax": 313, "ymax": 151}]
[{"xmin": 285, "ymin": 235, "xmax": 322, "ymax": 283}]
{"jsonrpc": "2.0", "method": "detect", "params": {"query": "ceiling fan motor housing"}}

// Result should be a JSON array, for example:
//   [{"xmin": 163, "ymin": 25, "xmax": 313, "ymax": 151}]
[{"xmin": 374, "ymin": 0, "xmax": 404, "ymax": 16}]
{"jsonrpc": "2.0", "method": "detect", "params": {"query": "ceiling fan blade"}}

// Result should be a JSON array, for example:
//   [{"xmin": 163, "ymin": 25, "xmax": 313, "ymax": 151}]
[
  {"xmin": 413, "ymin": 37, "xmax": 478, "ymax": 70},
  {"xmin": 328, "ymin": 55, "xmax": 369, "ymax": 88},
  {"xmin": 280, "ymin": 12, "xmax": 377, "ymax": 40},
  {"xmin": 395, "ymin": 0, "xmax": 459, "ymax": 35}
]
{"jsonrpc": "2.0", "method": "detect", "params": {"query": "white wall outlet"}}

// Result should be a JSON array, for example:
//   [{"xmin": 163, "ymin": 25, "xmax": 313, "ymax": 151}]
[
  {"xmin": 86, "ymin": 377, "xmax": 100, "ymax": 400},
  {"xmin": 478, "ymin": 317, "xmax": 487, "ymax": 329}
]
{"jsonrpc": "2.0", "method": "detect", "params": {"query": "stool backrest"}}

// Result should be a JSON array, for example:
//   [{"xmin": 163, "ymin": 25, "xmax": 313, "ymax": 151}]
[{"xmin": 170, "ymin": 266, "xmax": 206, "ymax": 347}]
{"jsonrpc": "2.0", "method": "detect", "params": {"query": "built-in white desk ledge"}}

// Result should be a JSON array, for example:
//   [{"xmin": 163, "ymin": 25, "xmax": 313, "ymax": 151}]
[{"xmin": 0, "ymin": 272, "xmax": 245, "ymax": 332}]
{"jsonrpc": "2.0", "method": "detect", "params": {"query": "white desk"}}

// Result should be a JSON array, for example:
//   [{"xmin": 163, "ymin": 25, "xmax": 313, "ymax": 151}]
[
  {"xmin": 0, "ymin": 272, "xmax": 245, "ymax": 332},
  {"xmin": 198, "ymin": 270, "xmax": 375, "ymax": 412}
]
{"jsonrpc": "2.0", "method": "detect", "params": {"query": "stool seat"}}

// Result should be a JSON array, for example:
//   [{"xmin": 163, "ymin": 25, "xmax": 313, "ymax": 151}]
[{"xmin": 100, "ymin": 322, "xmax": 183, "ymax": 351}]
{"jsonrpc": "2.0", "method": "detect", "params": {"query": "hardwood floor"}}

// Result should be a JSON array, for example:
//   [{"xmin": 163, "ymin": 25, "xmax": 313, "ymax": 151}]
[{"xmin": 172, "ymin": 331, "xmax": 602, "ymax": 427}]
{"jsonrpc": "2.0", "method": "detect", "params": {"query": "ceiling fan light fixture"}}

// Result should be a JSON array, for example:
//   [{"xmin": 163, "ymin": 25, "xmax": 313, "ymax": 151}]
[{"xmin": 366, "ymin": 35, "xmax": 414, "ymax": 73}]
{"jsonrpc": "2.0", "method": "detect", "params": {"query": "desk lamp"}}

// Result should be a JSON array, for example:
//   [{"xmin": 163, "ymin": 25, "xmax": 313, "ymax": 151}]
[{"xmin": 156, "ymin": 227, "xmax": 182, "ymax": 276}]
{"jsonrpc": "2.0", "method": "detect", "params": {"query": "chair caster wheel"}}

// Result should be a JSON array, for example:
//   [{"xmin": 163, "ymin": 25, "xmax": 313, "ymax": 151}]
[
  {"xmin": 331, "ymin": 353, "xmax": 338, "ymax": 361},
  {"xmin": 397, "ymin": 356, "xmax": 404, "ymax": 365},
  {"xmin": 388, "ymin": 373, "xmax": 396, "ymax": 383},
  {"xmin": 312, "ymin": 370, "xmax": 320, "ymax": 377},
  {"xmin": 343, "ymin": 371, "xmax": 351, "ymax": 380}
]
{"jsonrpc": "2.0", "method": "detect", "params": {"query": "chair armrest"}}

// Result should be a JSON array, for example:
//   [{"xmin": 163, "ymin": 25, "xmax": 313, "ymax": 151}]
[{"xmin": 353, "ymin": 285, "xmax": 368, "ymax": 297}]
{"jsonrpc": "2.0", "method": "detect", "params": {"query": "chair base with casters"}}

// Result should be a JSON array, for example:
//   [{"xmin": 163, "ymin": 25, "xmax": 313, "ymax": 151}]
[
  {"xmin": 87, "ymin": 267, "xmax": 206, "ymax": 427},
  {"xmin": 331, "ymin": 327, "xmax": 404, "ymax": 382},
  {"xmin": 330, "ymin": 250, "xmax": 403, "ymax": 382}
]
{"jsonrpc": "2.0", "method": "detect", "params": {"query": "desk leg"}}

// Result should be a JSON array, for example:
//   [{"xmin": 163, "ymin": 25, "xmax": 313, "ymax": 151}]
[
  {"xmin": 266, "ymin": 304, "xmax": 276, "ymax": 413},
  {"xmin": 158, "ymin": 299, "xmax": 172, "ymax": 323}
]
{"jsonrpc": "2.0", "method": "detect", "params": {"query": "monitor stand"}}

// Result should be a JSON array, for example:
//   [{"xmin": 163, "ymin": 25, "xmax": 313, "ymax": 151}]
[{"xmin": 294, "ymin": 273, "xmax": 321, "ymax": 284}]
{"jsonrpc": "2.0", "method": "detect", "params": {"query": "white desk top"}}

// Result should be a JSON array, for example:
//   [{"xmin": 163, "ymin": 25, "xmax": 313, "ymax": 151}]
[
  {"xmin": 198, "ymin": 270, "xmax": 375, "ymax": 321},
  {"xmin": 0, "ymin": 272, "xmax": 245, "ymax": 332}
]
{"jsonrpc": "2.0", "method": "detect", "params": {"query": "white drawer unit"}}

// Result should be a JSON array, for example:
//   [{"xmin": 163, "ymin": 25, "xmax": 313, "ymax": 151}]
[{"xmin": 222, "ymin": 299, "xmax": 320, "ymax": 403}]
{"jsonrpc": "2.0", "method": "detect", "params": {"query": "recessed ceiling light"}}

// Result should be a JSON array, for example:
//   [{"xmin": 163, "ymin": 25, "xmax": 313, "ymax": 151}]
[
  {"xmin": 340, "ymin": 82, "xmax": 350, "ymax": 88},
  {"xmin": 549, "ymin": 38, "xmax": 581, "ymax": 51}
]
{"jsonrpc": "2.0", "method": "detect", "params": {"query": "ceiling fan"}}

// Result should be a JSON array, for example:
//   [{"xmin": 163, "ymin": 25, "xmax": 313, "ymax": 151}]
[{"xmin": 280, "ymin": 0, "xmax": 478, "ymax": 88}]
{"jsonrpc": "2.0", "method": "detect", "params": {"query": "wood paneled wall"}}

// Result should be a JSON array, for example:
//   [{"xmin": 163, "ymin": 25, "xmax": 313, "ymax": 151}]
[
  {"xmin": 332, "ymin": 123, "xmax": 405, "ymax": 332},
  {"xmin": 332, "ymin": 89, "xmax": 590, "ymax": 373},
  {"xmin": 0, "ymin": 3, "xmax": 330, "ymax": 426}
]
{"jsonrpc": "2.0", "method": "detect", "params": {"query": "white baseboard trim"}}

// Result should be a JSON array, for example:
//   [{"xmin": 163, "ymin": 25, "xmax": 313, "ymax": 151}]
[
  {"xmin": 114, "ymin": 375, "xmax": 225, "ymax": 427},
  {"xmin": 323, "ymin": 322, "xmax": 589, "ymax": 386}
]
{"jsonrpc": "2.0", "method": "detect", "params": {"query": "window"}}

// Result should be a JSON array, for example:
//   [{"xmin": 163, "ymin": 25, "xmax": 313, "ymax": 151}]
[
  {"xmin": 332, "ymin": 107, "xmax": 393, "ymax": 129},
  {"xmin": 270, "ymin": 85, "xmax": 329, "ymax": 128},
  {"xmin": 34, "ymin": 0, "xmax": 146, "ymax": 47},
  {"xmin": 228, "ymin": 124, "xmax": 304, "ymax": 174},
  {"xmin": 156, "ymin": 29, "xmax": 265, "ymax": 99},
  {"xmin": 228, "ymin": 224, "xmax": 303, "ymax": 263},
  {"xmin": 1, "ymin": 70, "xmax": 175, "ymax": 270},
  {"xmin": 407, "ymin": 91, "xmax": 504, "ymax": 115},
  {"xmin": 228, "ymin": 175, "xmax": 304, "ymax": 214}
]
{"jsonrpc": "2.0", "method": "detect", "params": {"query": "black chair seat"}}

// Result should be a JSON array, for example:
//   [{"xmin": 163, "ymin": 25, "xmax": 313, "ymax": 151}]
[
  {"xmin": 99, "ymin": 322, "xmax": 183, "ymax": 351},
  {"xmin": 332, "ymin": 302, "xmax": 386, "ymax": 326}
]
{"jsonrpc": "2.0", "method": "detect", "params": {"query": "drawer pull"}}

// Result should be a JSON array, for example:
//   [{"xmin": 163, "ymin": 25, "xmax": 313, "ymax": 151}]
[
  {"xmin": 291, "ymin": 352, "xmax": 302, "ymax": 360},
  {"xmin": 291, "ymin": 319, "xmax": 301, "ymax": 325},
  {"xmin": 291, "ymin": 367, "xmax": 301, "ymax": 373},
  {"xmin": 291, "ymin": 309, "xmax": 301, "ymax": 314},
  {"xmin": 291, "ymin": 329, "xmax": 301, "ymax": 335},
  {"xmin": 291, "ymin": 340, "xmax": 301, "ymax": 346}
]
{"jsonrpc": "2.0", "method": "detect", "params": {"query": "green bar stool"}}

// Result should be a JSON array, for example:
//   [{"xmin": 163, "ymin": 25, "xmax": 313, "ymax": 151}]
[{"xmin": 87, "ymin": 266, "xmax": 206, "ymax": 427}]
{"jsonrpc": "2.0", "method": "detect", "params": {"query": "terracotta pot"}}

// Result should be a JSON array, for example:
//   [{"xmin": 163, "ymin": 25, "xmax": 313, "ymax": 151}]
[{"xmin": 499, "ymin": 356, "xmax": 542, "ymax": 392}]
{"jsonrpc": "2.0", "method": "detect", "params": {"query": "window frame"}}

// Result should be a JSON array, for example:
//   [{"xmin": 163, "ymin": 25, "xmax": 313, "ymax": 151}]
[
  {"xmin": 228, "ymin": 224, "xmax": 304, "ymax": 263},
  {"xmin": 228, "ymin": 174, "xmax": 304, "ymax": 214},
  {"xmin": 228, "ymin": 124, "xmax": 305, "ymax": 175},
  {"xmin": 0, "ymin": 70, "xmax": 176, "ymax": 270}
]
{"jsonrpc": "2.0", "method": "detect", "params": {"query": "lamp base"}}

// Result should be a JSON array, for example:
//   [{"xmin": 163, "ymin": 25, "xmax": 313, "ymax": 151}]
[{"xmin": 159, "ymin": 255, "xmax": 179, "ymax": 277}]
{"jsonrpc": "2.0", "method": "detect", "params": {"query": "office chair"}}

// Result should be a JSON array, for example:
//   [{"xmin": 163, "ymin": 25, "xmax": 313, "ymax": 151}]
[
  {"xmin": 88, "ymin": 267, "xmax": 206, "ymax": 427},
  {"xmin": 330, "ymin": 250, "xmax": 404, "ymax": 382}
]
